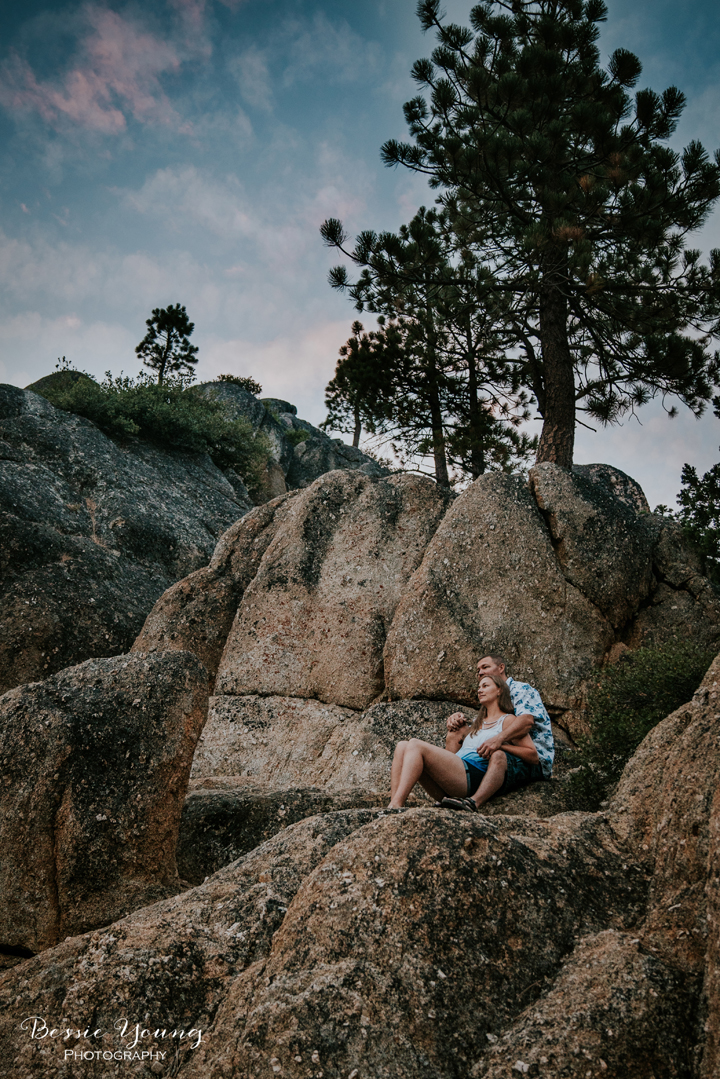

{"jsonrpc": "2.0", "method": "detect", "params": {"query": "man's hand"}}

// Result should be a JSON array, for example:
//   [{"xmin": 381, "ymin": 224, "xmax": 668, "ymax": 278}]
[
  {"xmin": 476, "ymin": 734, "xmax": 507, "ymax": 759},
  {"xmin": 446, "ymin": 712, "xmax": 470, "ymax": 733}
]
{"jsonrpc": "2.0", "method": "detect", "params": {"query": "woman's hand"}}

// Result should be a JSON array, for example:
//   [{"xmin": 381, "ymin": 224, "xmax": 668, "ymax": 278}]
[{"xmin": 446, "ymin": 712, "xmax": 470, "ymax": 733}]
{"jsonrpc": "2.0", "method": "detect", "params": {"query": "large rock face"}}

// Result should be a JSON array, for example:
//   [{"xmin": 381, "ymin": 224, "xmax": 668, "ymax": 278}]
[
  {"xmin": 133, "ymin": 461, "xmax": 719, "ymax": 735},
  {"xmin": 0, "ymin": 650, "xmax": 207, "ymax": 954},
  {"xmin": 2, "ymin": 450, "xmax": 719, "ymax": 1075},
  {"xmin": 214, "ymin": 470, "xmax": 451, "ymax": 709},
  {"xmin": 2, "ymin": 650, "xmax": 720, "ymax": 1076},
  {"xmin": 190, "ymin": 695, "xmax": 475, "ymax": 790},
  {"xmin": 384, "ymin": 471, "xmax": 615, "ymax": 712},
  {"xmin": 0, "ymin": 384, "xmax": 251, "ymax": 694}
]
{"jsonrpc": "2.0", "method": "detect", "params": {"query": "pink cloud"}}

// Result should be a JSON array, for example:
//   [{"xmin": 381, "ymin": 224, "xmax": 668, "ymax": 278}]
[{"xmin": 0, "ymin": 5, "xmax": 189, "ymax": 133}]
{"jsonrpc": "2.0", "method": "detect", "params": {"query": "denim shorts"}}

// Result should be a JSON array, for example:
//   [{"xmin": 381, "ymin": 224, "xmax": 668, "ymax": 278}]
[
  {"xmin": 460, "ymin": 751, "xmax": 545, "ymax": 796},
  {"xmin": 460, "ymin": 753, "xmax": 489, "ymax": 795}
]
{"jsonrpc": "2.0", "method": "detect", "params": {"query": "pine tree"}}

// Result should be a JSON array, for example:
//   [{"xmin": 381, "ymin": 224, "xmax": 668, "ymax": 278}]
[
  {"xmin": 334, "ymin": 0, "xmax": 720, "ymax": 467},
  {"xmin": 135, "ymin": 304, "xmax": 199, "ymax": 386},
  {"xmin": 323, "ymin": 321, "xmax": 400, "ymax": 448},
  {"xmin": 672, "ymin": 461, "xmax": 720, "ymax": 583},
  {"xmin": 322, "ymin": 206, "xmax": 536, "ymax": 484}
]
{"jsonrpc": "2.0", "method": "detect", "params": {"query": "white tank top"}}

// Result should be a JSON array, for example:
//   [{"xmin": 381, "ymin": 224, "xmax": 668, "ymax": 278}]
[{"xmin": 457, "ymin": 715, "xmax": 507, "ymax": 758}]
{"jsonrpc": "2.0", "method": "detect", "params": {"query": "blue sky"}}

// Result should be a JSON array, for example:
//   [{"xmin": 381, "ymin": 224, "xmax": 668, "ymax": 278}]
[{"xmin": 1, "ymin": 0, "xmax": 719, "ymax": 506}]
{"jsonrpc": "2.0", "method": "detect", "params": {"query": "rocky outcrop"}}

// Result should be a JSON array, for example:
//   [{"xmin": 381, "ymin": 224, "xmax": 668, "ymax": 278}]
[
  {"xmin": 1, "ymin": 381, "xmax": 389, "ymax": 695},
  {"xmin": 133, "ymin": 462, "xmax": 718, "ymax": 737},
  {"xmin": 190, "ymin": 695, "xmax": 474, "ymax": 790},
  {"xmin": 0, "ymin": 650, "xmax": 207, "ymax": 954},
  {"xmin": 213, "ymin": 470, "xmax": 452, "ymax": 708},
  {"xmin": 197, "ymin": 382, "xmax": 387, "ymax": 496},
  {"xmin": 0, "ymin": 384, "xmax": 251, "ymax": 694},
  {"xmin": 2, "ymin": 648, "xmax": 719, "ymax": 1076},
  {"xmin": 384, "ymin": 470, "xmax": 615, "ymax": 713}
]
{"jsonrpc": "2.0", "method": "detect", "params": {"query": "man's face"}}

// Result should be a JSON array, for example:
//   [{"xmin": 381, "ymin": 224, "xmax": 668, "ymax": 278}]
[{"xmin": 477, "ymin": 656, "xmax": 505, "ymax": 682}]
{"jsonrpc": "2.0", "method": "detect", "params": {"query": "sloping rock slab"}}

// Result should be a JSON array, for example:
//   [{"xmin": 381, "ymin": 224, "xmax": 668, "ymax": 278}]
[
  {"xmin": 214, "ymin": 471, "xmax": 451, "ymax": 709},
  {"xmin": 177, "ymin": 786, "xmax": 386, "ymax": 884},
  {"xmin": 0, "ymin": 650, "xmax": 207, "ymax": 953},
  {"xmin": 473, "ymin": 929, "xmax": 695, "ymax": 1078},
  {"xmin": 132, "ymin": 494, "xmax": 297, "ymax": 686},
  {"xmin": 384, "ymin": 470, "xmax": 614, "ymax": 711},
  {"xmin": 180, "ymin": 811, "xmax": 647, "ymax": 1079},
  {"xmin": 0, "ymin": 810, "xmax": 384, "ymax": 1079},
  {"xmin": 190, "ymin": 695, "xmax": 475, "ymax": 790},
  {"xmin": 0, "ymin": 384, "xmax": 251, "ymax": 693}
]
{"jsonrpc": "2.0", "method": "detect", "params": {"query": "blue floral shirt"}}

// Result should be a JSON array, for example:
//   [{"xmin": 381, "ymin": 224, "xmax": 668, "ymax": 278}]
[{"xmin": 506, "ymin": 677, "xmax": 554, "ymax": 778}]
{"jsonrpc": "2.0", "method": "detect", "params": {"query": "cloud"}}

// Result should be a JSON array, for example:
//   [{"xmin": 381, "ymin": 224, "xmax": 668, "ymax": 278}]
[
  {"xmin": 197, "ymin": 318, "xmax": 351, "ymax": 425},
  {"xmin": 229, "ymin": 45, "xmax": 273, "ymax": 112},
  {"xmin": 281, "ymin": 12, "xmax": 382, "ymax": 87},
  {"xmin": 0, "ymin": 5, "xmax": 193, "ymax": 134},
  {"xmin": 118, "ymin": 156, "xmax": 374, "ymax": 272}
]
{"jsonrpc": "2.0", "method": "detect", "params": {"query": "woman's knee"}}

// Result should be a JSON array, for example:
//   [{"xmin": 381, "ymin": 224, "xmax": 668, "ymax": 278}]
[
  {"xmin": 394, "ymin": 740, "xmax": 410, "ymax": 756},
  {"xmin": 488, "ymin": 750, "xmax": 507, "ymax": 772}
]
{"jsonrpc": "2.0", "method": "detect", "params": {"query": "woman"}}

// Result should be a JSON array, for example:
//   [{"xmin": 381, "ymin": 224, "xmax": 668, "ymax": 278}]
[{"xmin": 387, "ymin": 675, "xmax": 539, "ymax": 811}]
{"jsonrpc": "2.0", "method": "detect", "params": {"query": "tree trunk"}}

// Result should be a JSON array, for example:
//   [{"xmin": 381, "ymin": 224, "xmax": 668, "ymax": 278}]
[
  {"xmin": 429, "ymin": 394, "xmax": 450, "ymax": 487},
  {"xmin": 426, "ymin": 354, "xmax": 449, "ymax": 487},
  {"xmin": 158, "ymin": 333, "xmax": 173, "ymax": 386},
  {"xmin": 536, "ymin": 252, "xmax": 575, "ymax": 468},
  {"xmin": 466, "ymin": 330, "xmax": 485, "ymax": 478},
  {"xmin": 352, "ymin": 404, "xmax": 361, "ymax": 448}
]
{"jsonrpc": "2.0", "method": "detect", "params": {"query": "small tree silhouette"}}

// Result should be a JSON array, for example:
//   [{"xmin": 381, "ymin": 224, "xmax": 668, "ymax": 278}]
[{"xmin": 135, "ymin": 304, "xmax": 199, "ymax": 385}]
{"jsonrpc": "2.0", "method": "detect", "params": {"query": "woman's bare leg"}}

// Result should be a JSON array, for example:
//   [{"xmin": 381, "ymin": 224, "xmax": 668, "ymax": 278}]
[
  {"xmin": 417, "ymin": 774, "xmax": 446, "ymax": 801},
  {"xmin": 471, "ymin": 751, "xmax": 507, "ymax": 807},
  {"xmin": 390, "ymin": 741, "xmax": 409, "ymax": 801},
  {"xmin": 388, "ymin": 740, "xmax": 468, "ymax": 808}
]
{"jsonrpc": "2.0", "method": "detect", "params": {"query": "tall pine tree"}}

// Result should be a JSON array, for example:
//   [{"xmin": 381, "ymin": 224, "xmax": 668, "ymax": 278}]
[
  {"xmin": 323, "ymin": 206, "xmax": 536, "ymax": 483},
  {"xmin": 328, "ymin": 0, "xmax": 720, "ymax": 467}
]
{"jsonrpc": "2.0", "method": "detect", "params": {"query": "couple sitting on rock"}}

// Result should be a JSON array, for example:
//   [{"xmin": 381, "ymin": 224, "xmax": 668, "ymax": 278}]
[{"xmin": 388, "ymin": 654, "xmax": 554, "ymax": 811}]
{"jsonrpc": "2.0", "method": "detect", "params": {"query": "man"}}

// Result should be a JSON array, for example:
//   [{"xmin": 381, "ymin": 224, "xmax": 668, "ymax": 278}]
[{"xmin": 443, "ymin": 654, "xmax": 554, "ymax": 809}]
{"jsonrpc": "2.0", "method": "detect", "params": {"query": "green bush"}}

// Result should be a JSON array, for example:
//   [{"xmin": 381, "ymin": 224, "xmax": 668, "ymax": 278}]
[
  {"xmin": 564, "ymin": 640, "xmax": 715, "ymax": 811},
  {"xmin": 285, "ymin": 427, "xmax": 310, "ymax": 446},
  {"xmin": 35, "ymin": 369, "xmax": 270, "ymax": 496},
  {"xmin": 215, "ymin": 373, "xmax": 263, "ymax": 395}
]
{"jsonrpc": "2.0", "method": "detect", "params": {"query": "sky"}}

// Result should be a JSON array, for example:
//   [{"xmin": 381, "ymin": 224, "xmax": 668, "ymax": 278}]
[{"xmin": 1, "ymin": 0, "xmax": 719, "ymax": 507}]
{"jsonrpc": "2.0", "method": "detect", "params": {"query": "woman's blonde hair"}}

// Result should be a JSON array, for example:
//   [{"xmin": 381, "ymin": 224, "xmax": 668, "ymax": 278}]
[{"xmin": 468, "ymin": 674, "xmax": 515, "ymax": 735}]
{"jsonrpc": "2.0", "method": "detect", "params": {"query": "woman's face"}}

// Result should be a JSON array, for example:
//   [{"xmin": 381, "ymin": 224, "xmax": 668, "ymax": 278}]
[{"xmin": 477, "ymin": 677, "xmax": 501, "ymax": 706}]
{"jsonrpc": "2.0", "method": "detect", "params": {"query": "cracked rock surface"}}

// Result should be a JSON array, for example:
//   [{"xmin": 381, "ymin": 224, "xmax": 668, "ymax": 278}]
[
  {"xmin": 2, "ymin": 657, "xmax": 719, "ymax": 1077},
  {"xmin": 0, "ymin": 650, "xmax": 208, "ymax": 953},
  {"xmin": 134, "ymin": 463, "xmax": 718, "ymax": 737},
  {"xmin": 0, "ymin": 385, "xmax": 252, "ymax": 694}
]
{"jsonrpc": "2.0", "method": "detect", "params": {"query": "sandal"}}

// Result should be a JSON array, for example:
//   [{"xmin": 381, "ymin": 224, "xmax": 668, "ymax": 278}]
[{"xmin": 440, "ymin": 797, "xmax": 478, "ymax": 813}]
